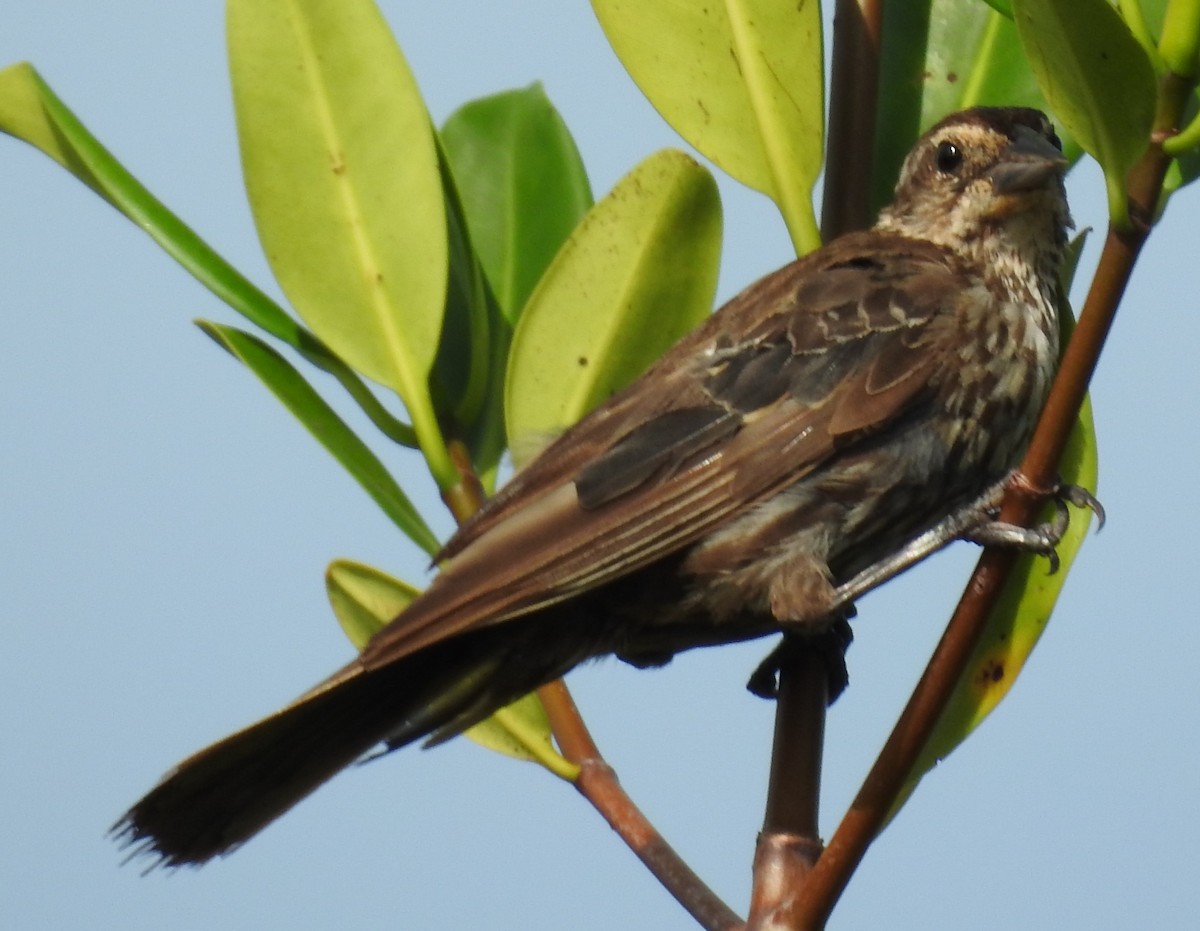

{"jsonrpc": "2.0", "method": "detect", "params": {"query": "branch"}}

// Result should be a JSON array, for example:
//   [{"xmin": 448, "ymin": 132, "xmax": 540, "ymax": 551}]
[
  {"xmin": 538, "ymin": 680, "xmax": 743, "ymax": 931},
  {"xmin": 821, "ymin": 0, "xmax": 884, "ymax": 239},
  {"xmin": 786, "ymin": 68, "xmax": 1196, "ymax": 930}
]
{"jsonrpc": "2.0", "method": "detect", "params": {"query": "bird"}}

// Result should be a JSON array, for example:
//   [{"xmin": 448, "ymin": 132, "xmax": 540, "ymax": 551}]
[{"xmin": 114, "ymin": 106, "xmax": 1074, "ymax": 867}]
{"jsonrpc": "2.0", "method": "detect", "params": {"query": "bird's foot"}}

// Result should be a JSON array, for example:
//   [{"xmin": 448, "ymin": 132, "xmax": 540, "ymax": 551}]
[
  {"xmin": 747, "ymin": 615, "xmax": 854, "ymax": 702},
  {"xmin": 962, "ymin": 481, "xmax": 1104, "ymax": 575}
]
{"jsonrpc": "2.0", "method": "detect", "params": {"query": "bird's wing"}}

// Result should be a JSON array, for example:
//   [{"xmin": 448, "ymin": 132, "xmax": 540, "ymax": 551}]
[{"xmin": 359, "ymin": 233, "xmax": 967, "ymax": 668}]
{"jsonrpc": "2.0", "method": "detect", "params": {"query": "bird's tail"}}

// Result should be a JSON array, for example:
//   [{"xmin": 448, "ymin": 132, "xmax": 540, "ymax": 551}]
[{"xmin": 112, "ymin": 633, "xmax": 538, "ymax": 868}]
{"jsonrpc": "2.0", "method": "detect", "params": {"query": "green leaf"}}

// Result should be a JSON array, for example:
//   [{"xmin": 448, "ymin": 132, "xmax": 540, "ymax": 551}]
[
  {"xmin": 441, "ymin": 84, "xmax": 594, "ymax": 323},
  {"xmin": 1012, "ymin": 0, "xmax": 1158, "ymax": 228},
  {"xmin": 0, "ymin": 62, "xmax": 418, "ymax": 449},
  {"xmin": 874, "ymin": 3, "xmax": 1082, "ymax": 214},
  {"xmin": 593, "ymin": 0, "xmax": 823, "ymax": 254},
  {"xmin": 435, "ymin": 85, "xmax": 595, "ymax": 490},
  {"xmin": 198, "ymin": 322, "xmax": 440, "ymax": 556},
  {"xmin": 505, "ymin": 149, "xmax": 721, "ymax": 463},
  {"xmin": 324, "ymin": 559, "xmax": 576, "ymax": 777},
  {"xmin": 326, "ymin": 558, "xmax": 421, "ymax": 650},
  {"xmin": 227, "ymin": 0, "xmax": 454, "ymax": 485},
  {"xmin": 428, "ymin": 141, "xmax": 509, "ymax": 490},
  {"xmin": 1157, "ymin": 0, "xmax": 1200, "ymax": 77},
  {"xmin": 464, "ymin": 694, "xmax": 575, "ymax": 778}
]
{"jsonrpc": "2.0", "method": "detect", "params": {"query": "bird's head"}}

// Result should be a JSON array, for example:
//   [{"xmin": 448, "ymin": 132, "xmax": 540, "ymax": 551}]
[{"xmin": 876, "ymin": 107, "xmax": 1072, "ymax": 269}]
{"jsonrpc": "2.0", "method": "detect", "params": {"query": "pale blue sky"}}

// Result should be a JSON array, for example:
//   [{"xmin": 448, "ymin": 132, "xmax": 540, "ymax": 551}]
[{"xmin": 2, "ymin": 4, "xmax": 1198, "ymax": 930}]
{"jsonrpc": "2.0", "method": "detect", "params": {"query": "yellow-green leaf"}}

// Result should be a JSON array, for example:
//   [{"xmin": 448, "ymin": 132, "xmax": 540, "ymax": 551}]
[
  {"xmin": 227, "ymin": 0, "xmax": 454, "ymax": 484},
  {"xmin": 505, "ymin": 149, "xmax": 721, "ymax": 464},
  {"xmin": 325, "ymin": 559, "xmax": 421, "ymax": 650},
  {"xmin": 593, "ymin": 0, "xmax": 823, "ymax": 254}
]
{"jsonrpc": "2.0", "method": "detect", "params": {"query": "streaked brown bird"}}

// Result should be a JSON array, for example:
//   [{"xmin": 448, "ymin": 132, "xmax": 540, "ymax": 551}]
[{"xmin": 116, "ymin": 106, "xmax": 1073, "ymax": 866}]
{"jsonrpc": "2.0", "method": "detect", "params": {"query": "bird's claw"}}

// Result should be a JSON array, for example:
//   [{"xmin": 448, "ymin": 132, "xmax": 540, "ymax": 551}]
[
  {"xmin": 965, "ymin": 481, "xmax": 1103, "ymax": 574},
  {"xmin": 1055, "ymin": 481, "xmax": 1105, "ymax": 529}
]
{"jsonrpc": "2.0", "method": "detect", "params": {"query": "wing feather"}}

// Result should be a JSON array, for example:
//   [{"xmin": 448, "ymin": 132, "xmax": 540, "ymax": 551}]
[{"xmin": 360, "ymin": 232, "xmax": 967, "ymax": 670}]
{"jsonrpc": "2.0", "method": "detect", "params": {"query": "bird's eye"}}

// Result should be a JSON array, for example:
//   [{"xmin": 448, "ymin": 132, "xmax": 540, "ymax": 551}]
[{"xmin": 935, "ymin": 141, "xmax": 963, "ymax": 174}]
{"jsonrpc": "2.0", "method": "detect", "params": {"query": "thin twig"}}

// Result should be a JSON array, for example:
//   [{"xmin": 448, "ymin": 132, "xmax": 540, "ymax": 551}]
[
  {"xmin": 788, "ymin": 69, "xmax": 1195, "ymax": 930},
  {"xmin": 537, "ymin": 678, "xmax": 743, "ymax": 930}
]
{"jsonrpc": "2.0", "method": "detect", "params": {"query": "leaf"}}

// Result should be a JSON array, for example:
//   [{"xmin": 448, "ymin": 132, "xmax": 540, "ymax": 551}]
[
  {"xmin": 198, "ymin": 322, "xmax": 439, "ymax": 556},
  {"xmin": 326, "ymin": 559, "xmax": 421, "ymax": 650},
  {"xmin": 505, "ymin": 149, "xmax": 721, "ymax": 464},
  {"xmin": 1156, "ymin": 0, "xmax": 1200, "ymax": 76},
  {"xmin": 227, "ymin": 0, "xmax": 454, "ymax": 484},
  {"xmin": 428, "ymin": 141, "xmax": 509, "ymax": 489},
  {"xmin": 463, "ymin": 695, "xmax": 574, "ymax": 779},
  {"xmin": 1012, "ymin": 0, "xmax": 1157, "ymax": 227},
  {"xmin": 593, "ymin": 0, "xmax": 823, "ymax": 254},
  {"xmin": 324, "ymin": 559, "xmax": 576, "ymax": 777},
  {"xmin": 0, "ymin": 62, "xmax": 418, "ymax": 449},
  {"xmin": 435, "ymin": 85, "xmax": 595, "ymax": 489},
  {"xmin": 441, "ymin": 84, "xmax": 594, "ymax": 323}
]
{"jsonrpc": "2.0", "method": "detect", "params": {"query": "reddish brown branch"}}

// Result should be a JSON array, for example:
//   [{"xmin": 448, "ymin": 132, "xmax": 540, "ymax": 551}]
[
  {"xmin": 786, "ymin": 70, "xmax": 1194, "ymax": 930},
  {"xmin": 821, "ymin": 0, "xmax": 884, "ymax": 239},
  {"xmin": 746, "ymin": 645, "xmax": 830, "ymax": 929},
  {"xmin": 535, "ymin": 680, "xmax": 741, "ymax": 930}
]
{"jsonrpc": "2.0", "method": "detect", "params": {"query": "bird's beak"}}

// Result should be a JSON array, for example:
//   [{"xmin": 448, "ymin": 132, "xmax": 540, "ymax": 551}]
[{"xmin": 989, "ymin": 125, "xmax": 1068, "ymax": 194}]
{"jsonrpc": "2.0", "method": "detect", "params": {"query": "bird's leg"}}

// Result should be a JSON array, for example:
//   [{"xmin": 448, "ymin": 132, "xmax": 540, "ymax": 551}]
[
  {"xmin": 828, "ymin": 477, "xmax": 1103, "ymax": 615},
  {"xmin": 747, "ymin": 614, "xmax": 855, "ymax": 701}
]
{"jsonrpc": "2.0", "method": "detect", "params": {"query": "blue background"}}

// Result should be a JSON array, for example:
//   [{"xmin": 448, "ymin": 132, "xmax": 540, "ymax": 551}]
[{"xmin": 2, "ymin": 4, "xmax": 1197, "ymax": 929}]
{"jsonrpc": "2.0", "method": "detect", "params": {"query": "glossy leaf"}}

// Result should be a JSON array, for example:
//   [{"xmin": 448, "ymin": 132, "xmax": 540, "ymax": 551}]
[
  {"xmin": 1012, "ymin": 0, "xmax": 1157, "ymax": 227},
  {"xmin": 593, "ymin": 0, "xmax": 822, "ymax": 254},
  {"xmin": 324, "ymin": 559, "xmax": 576, "ymax": 777},
  {"xmin": 198, "ymin": 322, "xmax": 439, "ymax": 556},
  {"xmin": 227, "ymin": 0, "xmax": 454, "ymax": 484},
  {"xmin": 1162, "ymin": 137, "xmax": 1200, "ymax": 204},
  {"xmin": 441, "ymin": 84, "xmax": 593, "ymax": 323},
  {"xmin": 505, "ymin": 149, "xmax": 721, "ymax": 464}
]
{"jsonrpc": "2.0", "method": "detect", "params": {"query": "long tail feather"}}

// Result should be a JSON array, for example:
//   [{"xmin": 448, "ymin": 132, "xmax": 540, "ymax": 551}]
[{"xmin": 112, "ymin": 639, "xmax": 519, "ymax": 867}]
